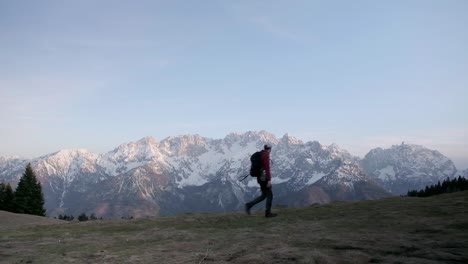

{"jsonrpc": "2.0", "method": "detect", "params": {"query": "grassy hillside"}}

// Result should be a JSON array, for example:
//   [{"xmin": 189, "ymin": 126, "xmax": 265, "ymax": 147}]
[
  {"xmin": 1, "ymin": 191, "xmax": 467, "ymax": 264},
  {"xmin": 0, "ymin": 211, "xmax": 64, "ymax": 230}
]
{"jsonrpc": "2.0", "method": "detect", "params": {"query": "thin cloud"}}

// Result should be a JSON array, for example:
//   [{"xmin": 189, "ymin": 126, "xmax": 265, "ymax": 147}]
[{"xmin": 251, "ymin": 15, "xmax": 299, "ymax": 40}]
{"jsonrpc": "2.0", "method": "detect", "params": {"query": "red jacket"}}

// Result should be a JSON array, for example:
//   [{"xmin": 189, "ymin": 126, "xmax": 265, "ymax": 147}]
[{"xmin": 260, "ymin": 149, "xmax": 271, "ymax": 180}]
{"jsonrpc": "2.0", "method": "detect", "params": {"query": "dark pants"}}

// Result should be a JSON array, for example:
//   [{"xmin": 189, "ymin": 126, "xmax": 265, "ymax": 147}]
[{"xmin": 246, "ymin": 181, "xmax": 273, "ymax": 213}]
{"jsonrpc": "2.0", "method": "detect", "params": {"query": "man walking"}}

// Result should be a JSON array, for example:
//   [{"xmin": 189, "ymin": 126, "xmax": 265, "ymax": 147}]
[{"xmin": 245, "ymin": 144, "xmax": 277, "ymax": 218}]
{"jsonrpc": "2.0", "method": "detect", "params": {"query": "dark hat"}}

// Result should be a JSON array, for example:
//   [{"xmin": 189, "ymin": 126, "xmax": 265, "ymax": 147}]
[{"xmin": 264, "ymin": 144, "xmax": 272, "ymax": 150}]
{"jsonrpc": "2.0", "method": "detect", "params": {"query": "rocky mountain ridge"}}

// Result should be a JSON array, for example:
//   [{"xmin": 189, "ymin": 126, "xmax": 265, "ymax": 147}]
[{"xmin": 0, "ymin": 131, "xmax": 462, "ymax": 218}]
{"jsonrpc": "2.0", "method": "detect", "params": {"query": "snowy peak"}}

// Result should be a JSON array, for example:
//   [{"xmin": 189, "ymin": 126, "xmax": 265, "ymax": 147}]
[
  {"xmin": 137, "ymin": 136, "xmax": 158, "ymax": 145},
  {"xmin": 390, "ymin": 143, "xmax": 450, "ymax": 165},
  {"xmin": 362, "ymin": 143, "xmax": 457, "ymax": 194},
  {"xmin": 110, "ymin": 137, "xmax": 161, "ymax": 161},
  {"xmin": 315, "ymin": 161, "xmax": 368, "ymax": 187},
  {"xmin": 271, "ymin": 138, "xmax": 369, "ymax": 191},
  {"xmin": 0, "ymin": 156, "xmax": 23, "ymax": 163},
  {"xmin": 299, "ymin": 141, "xmax": 353, "ymax": 164},
  {"xmin": 160, "ymin": 134, "xmax": 209, "ymax": 156},
  {"xmin": 44, "ymin": 149, "xmax": 96, "ymax": 160},
  {"xmin": 33, "ymin": 149, "xmax": 98, "ymax": 179},
  {"xmin": 326, "ymin": 143, "xmax": 352, "ymax": 159},
  {"xmin": 280, "ymin": 133, "xmax": 303, "ymax": 146},
  {"xmin": 0, "ymin": 156, "xmax": 28, "ymax": 181},
  {"xmin": 224, "ymin": 131, "xmax": 279, "ymax": 146},
  {"xmin": 37, "ymin": 149, "xmax": 97, "ymax": 170},
  {"xmin": 98, "ymin": 137, "xmax": 166, "ymax": 176},
  {"xmin": 363, "ymin": 143, "xmax": 455, "ymax": 173},
  {"xmin": 0, "ymin": 156, "xmax": 27, "ymax": 167}
]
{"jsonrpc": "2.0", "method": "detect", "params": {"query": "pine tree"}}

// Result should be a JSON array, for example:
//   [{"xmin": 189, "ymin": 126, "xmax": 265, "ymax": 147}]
[
  {"xmin": 14, "ymin": 163, "xmax": 46, "ymax": 216},
  {"xmin": 90, "ymin": 213, "xmax": 97, "ymax": 220},
  {"xmin": 460, "ymin": 176, "xmax": 468, "ymax": 190},
  {"xmin": 78, "ymin": 213, "xmax": 89, "ymax": 222},
  {"xmin": 3, "ymin": 183, "xmax": 15, "ymax": 212},
  {"xmin": 0, "ymin": 182, "xmax": 5, "ymax": 210}
]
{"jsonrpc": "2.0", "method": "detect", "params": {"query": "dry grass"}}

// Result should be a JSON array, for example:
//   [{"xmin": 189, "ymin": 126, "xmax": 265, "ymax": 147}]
[{"xmin": 1, "ymin": 191, "xmax": 467, "ymax": 263}]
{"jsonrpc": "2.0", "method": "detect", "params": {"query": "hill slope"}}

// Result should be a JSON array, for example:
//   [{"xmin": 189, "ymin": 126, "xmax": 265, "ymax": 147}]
[
  {"xmin": 0, "ymin": 191, "xmax": 467, "ymax": 263},
  {"xmin": 0, "ymin": 210, "xmax": 64, "ymax": 230}
]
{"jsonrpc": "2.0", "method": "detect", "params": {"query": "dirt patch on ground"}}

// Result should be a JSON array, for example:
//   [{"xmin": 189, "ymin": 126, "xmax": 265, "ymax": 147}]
[{"xmin": 1, "ymin": 191, "xmax": 467, "ymax": 263}]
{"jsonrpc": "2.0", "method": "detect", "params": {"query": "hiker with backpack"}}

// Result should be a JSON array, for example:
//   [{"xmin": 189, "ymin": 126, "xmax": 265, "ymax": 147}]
[{"xmin": 245, "ymin": 144, "xmax": 277, "ymax": 218}]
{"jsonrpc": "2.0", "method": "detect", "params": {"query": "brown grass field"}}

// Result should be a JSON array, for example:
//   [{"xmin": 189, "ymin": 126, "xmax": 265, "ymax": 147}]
[{"xmin": 1, "ymin": 191, "xmax": 467, "ymax": 263}]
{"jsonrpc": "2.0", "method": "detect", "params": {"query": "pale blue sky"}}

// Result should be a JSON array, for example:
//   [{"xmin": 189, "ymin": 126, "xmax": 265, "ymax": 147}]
[{"xmin": 1, "ymin": 1, "xmax": 467, "ymax": 168}]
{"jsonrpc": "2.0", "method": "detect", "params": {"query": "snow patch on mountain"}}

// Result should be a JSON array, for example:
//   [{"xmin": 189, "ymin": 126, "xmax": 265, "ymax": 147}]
[
  {"xmin": 98, "ymin": 136, "xmax": 167, "ymax": 176},
  {"xmin": 172, "ymin": 138, "xmax": 260, "ymax": 187},
  {"xmin": 307, "ymin": 172, "xmax": 327, "ymax": 185},
  {"xmin": 376, "ymin": 165, "xmax": 396, "ymax": 181}
]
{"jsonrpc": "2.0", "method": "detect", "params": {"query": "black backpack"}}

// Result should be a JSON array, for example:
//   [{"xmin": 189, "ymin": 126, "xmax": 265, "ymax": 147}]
[{"xmin": 249, "ymin": 151, "xmax": 263, "ymax": 177}]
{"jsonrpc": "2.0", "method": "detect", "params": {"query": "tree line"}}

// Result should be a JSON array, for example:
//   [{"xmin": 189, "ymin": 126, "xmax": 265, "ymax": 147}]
[
  {"xmin": 0, "ymin": 163, "xmax": 45, "ymax": 216},
  {"xmin": 56, "ymin": 213, "xmax": 132, "ymax": 221},
  {"xmin": 407, "ymin": 176, "xmax": 468, "ymax": 197},
  {"xmin": 57, "ymin": 213, "xmax": 103, "ymax": 221}
]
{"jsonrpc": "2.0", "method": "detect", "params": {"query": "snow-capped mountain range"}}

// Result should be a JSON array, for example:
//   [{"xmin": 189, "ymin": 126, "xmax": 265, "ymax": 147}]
[{"xmin": 0, "ymin": 131, "xmax": 464, "ymax": 218}]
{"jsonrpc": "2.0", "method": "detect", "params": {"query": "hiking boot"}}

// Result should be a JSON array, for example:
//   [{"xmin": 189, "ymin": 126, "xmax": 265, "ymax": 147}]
[
  {"xmin": 245, "ymin": 204, "xmax": 251, "ymax": 215},
  {"xmin": 265, "ymin": 212, "xmax": 277, "ymax": 218}
]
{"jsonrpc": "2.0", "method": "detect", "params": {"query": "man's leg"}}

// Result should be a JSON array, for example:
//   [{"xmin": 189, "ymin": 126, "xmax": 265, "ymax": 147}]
[
  {"xmin": 246, "ymin": 192, "xmax": 266, "ymax": 210},
  {"xmin": 265, "ymin": 187, "xmax": 273, "ymax": 213},
  {"xmin": 264, "ymin": 186, "xmax": 277, "ymax": 217},
  {"xmin": 245, "ymin": 182, "xmax": 268, "ymax": 214}
]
